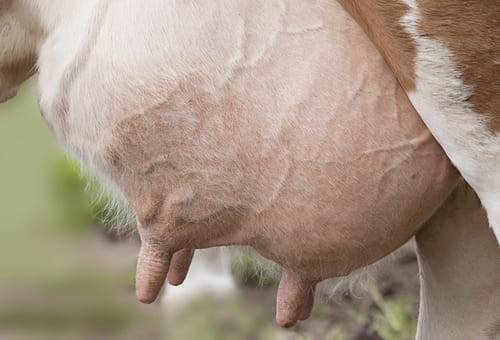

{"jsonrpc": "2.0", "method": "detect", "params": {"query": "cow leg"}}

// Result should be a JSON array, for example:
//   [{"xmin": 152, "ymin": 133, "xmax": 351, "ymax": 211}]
[{"xmin": 416, "ymin": 182, "xmax": 500, "ymax": 340}]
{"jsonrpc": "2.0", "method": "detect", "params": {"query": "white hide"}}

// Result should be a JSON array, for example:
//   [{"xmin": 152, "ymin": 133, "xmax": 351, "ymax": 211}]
[
  {"xmin": 401, "ymin": 0, "xmax": 500, "ymax": 243},
  {"xmin": 416, "ymin": 182, "xmax": 500, "ymax": 340}
]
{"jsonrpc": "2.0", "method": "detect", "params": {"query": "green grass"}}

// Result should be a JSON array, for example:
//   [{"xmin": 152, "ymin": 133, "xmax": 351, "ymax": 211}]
[
  {"xmin": 0, "ymin": 83, "xmax": 68, "ymax": 281},
  {"xmin": 168, "ymin": 296, "xmax": 273, "ymax": 340},
  {"xmin": 231, "ymin": 252, "xmax": 280, "ymax": 289},
  {"xmin": 0, "ymin": 84, "xmax": 164, "ymax": 339},
  {"xmin": 370, "ymin": 287, "xmax": 417, "ymax": 340}
]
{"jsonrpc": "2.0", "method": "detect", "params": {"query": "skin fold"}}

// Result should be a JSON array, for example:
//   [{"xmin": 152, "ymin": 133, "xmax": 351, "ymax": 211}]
[
  {"xmin": 0, "ymin": 0, "xmax": 459, "ymax": 327},
  {"xmin": 91, "ymin": 3, "xmax": 459, "ymax": 327}
]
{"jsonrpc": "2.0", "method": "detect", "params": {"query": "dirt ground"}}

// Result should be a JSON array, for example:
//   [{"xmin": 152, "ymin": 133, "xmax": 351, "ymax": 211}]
[
  {"xmin": 0, "ymin": 230, "xmax": 420, "ymax": 340},
  {"xmin": 234, "ymin": 242, "xmax": 420, "ymax": 340}
]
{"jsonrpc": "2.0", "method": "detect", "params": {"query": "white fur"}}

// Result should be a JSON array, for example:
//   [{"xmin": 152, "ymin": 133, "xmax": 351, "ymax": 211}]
[
  {"xmin": 416, "ymin": 182, "xmax": 500, "ymax": 340},
  {"xmin": 401, "ymin": 0, "xmax": 500, "ymax": 243}
]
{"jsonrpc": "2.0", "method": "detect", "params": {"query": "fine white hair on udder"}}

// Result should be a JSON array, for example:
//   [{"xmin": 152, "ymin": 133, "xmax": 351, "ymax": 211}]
[
  {"xmin": 226, "ymin": 242, "xmax": 416, "ymax": 301},
  {"xmin": 317, "ymin": 243, "xmax": 416, "ymax": 302},
  {"xmin": 73, "ymin": 159, "xmax": 137, "ymax": 236}
]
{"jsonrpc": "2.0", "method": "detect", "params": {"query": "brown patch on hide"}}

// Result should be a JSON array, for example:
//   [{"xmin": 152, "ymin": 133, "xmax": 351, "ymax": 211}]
[
  {"xmin": 418, "ymin": 0, "xmax": 500, "ymax": 131},
  {"xmin": 337, "ymin": 0, "xmax": 417, "ymax": 91},
  {"xmin": 0, "ymin": 1, "xmax": 37, "ymax": 99},
  {"xmin": 340, "ymin": 1, "xmax": 500, "ymax": 131},
  {"xmin": 0, "ymin": 56, "xmax": 35, "ymax": 91},
  {"xmin": 0, "ymin": 1, "xmax": 12, "ymax": 10},
  {"xmin": 0, "ymin": 0, "xmax": 14, "ymax": 21}
]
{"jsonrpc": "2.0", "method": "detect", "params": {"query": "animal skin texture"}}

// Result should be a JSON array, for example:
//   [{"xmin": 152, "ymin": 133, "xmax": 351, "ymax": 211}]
[
  {"xmin": 0, "ymin": 0, "xmax": 459, "ymax": 327},
  {"xmin": 338, "ymin": 0, "xmax": 500, "ymax": 243}
]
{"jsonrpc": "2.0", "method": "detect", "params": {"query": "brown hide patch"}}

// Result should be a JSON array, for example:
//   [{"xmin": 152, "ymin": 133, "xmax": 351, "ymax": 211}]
[
  {"xmin": 0, "ymin": 0, "xmax": 36, "ymax": 93},
  {"xmin": 338, "ymin": 0, "xmax": 417, "ymax": 91},
  {"xmin": 340, "ymin": 0, "xmax": 500, "ymax": 131},
  {"xmin": 0, "ymin": 56, "xmax": 36, "ymax": 90},
  {"xmin": 0, "ymin": 0, "xmax": 12, "ymax": 11},
  {"xmin": 418, "ymin": 0, "xmax": 500, "ymax": 131}
]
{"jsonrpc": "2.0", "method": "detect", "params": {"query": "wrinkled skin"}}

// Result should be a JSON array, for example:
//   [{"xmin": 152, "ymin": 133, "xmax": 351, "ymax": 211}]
[
  {"xmin": 0, "ymin": 0, "xmax": 459, "ymax": 328},
  {"xmin": 103, "ymin": 70, "xmax": 458, "ymax": 327}
]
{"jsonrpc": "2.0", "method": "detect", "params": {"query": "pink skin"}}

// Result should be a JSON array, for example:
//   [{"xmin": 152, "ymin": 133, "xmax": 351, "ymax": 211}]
[
  {"xmin": 166, "ymin": 249, "xmax": 194, "ymax": 286},
  {"xmin": 0, "ymin": 2, "xmax": 459, "ymax": 328},
  {"xmin": 99, "ymin": 54, "xmax": 458, "ymax": 328}
]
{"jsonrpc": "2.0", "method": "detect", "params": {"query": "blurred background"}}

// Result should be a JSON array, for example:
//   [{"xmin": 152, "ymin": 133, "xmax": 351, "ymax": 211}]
[{"xmin": 0, "ymin": 83, "xmax": 419, "ymax": 340}]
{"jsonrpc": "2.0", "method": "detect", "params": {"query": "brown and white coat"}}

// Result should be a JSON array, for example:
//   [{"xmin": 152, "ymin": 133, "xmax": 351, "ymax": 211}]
[
  {"xmin": 339, "ymin": 0, "xmax": 500, "ymax": 241},
  {"xmin": 0, "ymin": 0, "xmax": 498, "ymax": 337}
]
